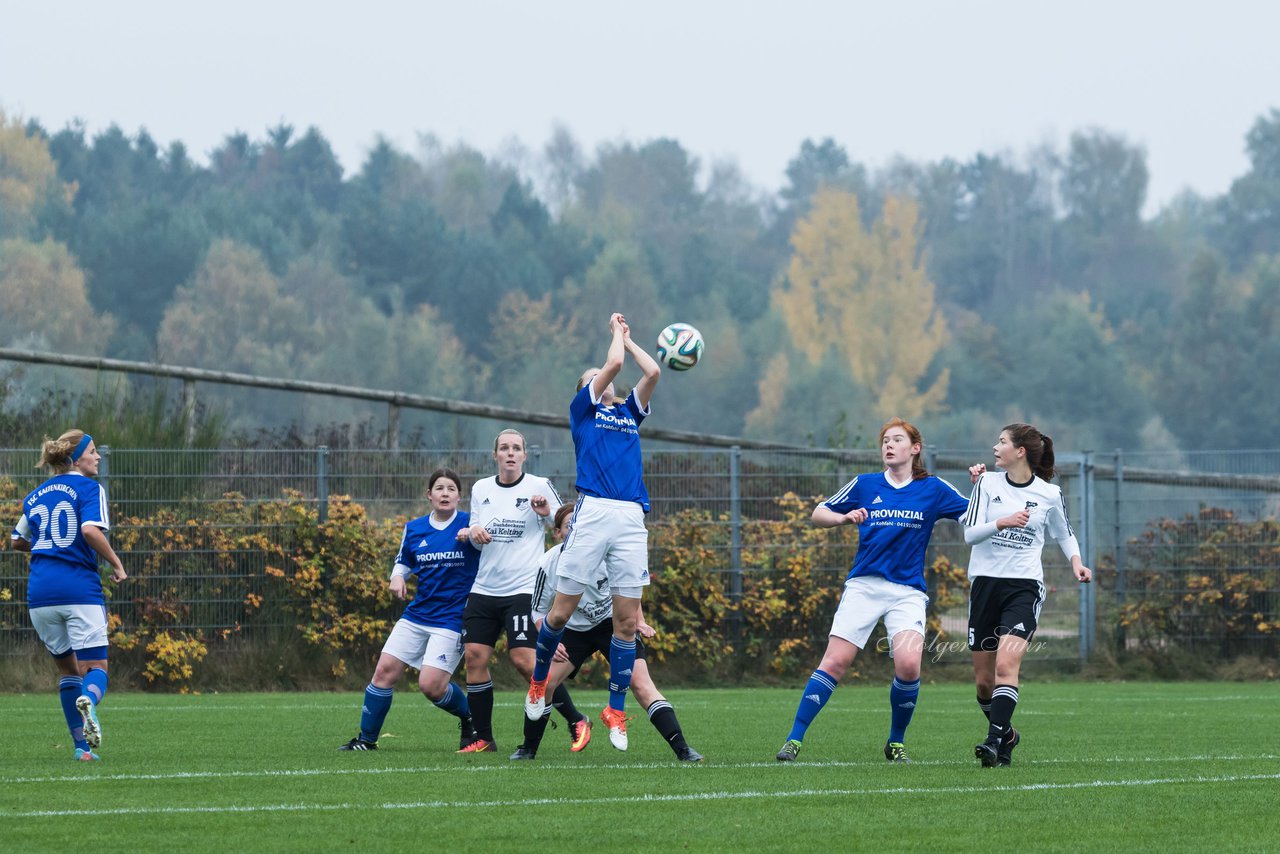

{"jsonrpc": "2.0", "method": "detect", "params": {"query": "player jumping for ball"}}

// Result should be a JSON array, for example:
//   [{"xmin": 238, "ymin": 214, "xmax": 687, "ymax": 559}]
[{"xmin": 523, "ymin": 312, "xmax": 661, "ymax": 750}]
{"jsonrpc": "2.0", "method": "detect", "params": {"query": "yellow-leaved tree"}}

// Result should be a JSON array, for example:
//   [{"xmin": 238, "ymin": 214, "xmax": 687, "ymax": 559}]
[{"xmin": 773, "ymin": 188, "xmax": 949, "ymax": 420}]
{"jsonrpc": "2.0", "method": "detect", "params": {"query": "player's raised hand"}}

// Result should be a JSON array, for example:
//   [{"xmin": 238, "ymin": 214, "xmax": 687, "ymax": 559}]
[{"xmin": 969, "ymin": 463, "xmax": 986, "ymax": 483}]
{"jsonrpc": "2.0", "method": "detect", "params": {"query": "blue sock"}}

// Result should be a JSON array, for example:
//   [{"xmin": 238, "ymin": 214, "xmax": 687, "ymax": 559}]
[
  {"xmin": 532, "ymin": 622, "xmax": 566, "ymax": 683},
  {"xmin": 359, "ymin": 683, "xmax": 395, "ymax": 743},
  {"xmin": 59, "ymin": 676, "xmax": 90, "ymax": 750},
  {"xmin": 433, "ymin": 682, "xmax": 471, "ymax": 718},
  {"xmin": 82, "ymin": 667, "xmax": 108, "ymax": 705},
  {"xmin": 607, "ymin": 636, "xmax": 637, "ymax": 712},
  {"xmin": 787, "ymin": 669, "xmax": 837, "ymax": 743},
  {"xmin": 888, "ymin": 677, "xmax": 921, "ymax": 743}
]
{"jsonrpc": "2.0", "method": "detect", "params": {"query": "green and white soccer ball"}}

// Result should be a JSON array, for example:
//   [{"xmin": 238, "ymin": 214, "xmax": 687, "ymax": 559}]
[{"xmin": 656, "ymin": 323, "xmax": 705, "ymax": 371}]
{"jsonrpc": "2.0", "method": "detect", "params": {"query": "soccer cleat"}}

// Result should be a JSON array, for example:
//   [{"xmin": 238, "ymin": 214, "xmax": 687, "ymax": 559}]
[
  {"xmin": 975, "ymin": 737, "xmax": 1001, "ymax": 767},
  {"xmin": 76, "ymin": 696, "xmax": 101, "ymax": 749},
  {"xmin": 458, "ymin": 738, "xmax": 497, "ymax": 754},
  {"xmin": 458, "ymin": 716, "xmax": 479, "ymax": 750},
  {"xmin": 339, "ymin": 737, "xmax": 378, "ymax": 751},
  {"xmin": 569, "ymin": 717, "xmax": 593, "ymax": 752},
  {"xmin": 509, "ymin": 745, "xmax": 537, "ymax": 760},
  {"xmin": 996, "ymin": 727, "xmax": 1020, "ymax": 766},
  {"xmin": 675, "ymin": 746, "xmax": 705, "ymax": 762},
  {"xmin": 884, "ymin": 741, "xmax": 912, "ymax": 763},
  {"xmin": 73, "ymin": 748, "xmax": 100, "ymax": 762},
  {"xmin": 600, "ymin": 706, "xmax": 629, "ymax": 751},
  {"xmin": 776, "ymin": 739, "xmax": 802, "ymax": 762},
  {"xmin": 524, "ymin": 678, "xmax": 548, "ymax": 721}
]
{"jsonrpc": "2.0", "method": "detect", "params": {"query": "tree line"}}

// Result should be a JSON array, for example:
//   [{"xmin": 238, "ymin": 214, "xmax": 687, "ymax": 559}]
[{"xmin": 2, "ymin": 109, "xmax": 1279, "ymax": 451}]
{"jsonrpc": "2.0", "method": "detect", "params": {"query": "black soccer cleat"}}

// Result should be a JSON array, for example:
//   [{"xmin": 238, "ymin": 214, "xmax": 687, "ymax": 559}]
[
  {"xmin": 975, "ymin": 738, "xmax": 1000, "ymax": 767},
  {"xmin": 996, "ymin": 727, "xmax": 1020, "ymax": 766},
  {"xmin": 339, "ymin": 736, "xmax": 378, "ymax": 751},
  {"xmin": 509, "ymin": 745, "xmax": 537, "ymax": 760},
  {"xmin": 675, "ymin": 746, "xmax": 705, "ymax": 762},
  {"xmin": 884, "ymin": 741, "xmax": 912, "ymax": 763},
  {"xmin": 459, "ymin": 716, "xmax": 479, "ymax": 750},
  {"xmin": 776, "ymin": 739, "xmax": 802, "ymax": 762}
]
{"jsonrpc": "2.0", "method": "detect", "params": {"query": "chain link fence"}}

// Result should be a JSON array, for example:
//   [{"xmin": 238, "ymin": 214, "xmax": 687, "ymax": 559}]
[{"xmin": 3, "ymin": 446, "xmax": 1279, "ymax": 666}]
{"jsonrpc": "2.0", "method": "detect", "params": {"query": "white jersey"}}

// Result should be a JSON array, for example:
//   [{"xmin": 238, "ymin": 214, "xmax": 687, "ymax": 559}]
[
  {"xmin": 468, "ymin": 473, "xmax": 561, "ymax": 596},
  {"xmin": 531, "ymin": 543, "xmax": 613, "ymax": 632},
  {"xmin": 963, "ymin": 471, "xmax": 1080, "ymax": 581}
]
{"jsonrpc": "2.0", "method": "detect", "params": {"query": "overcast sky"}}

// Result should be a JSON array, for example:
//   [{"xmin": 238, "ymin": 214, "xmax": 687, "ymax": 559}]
[{"xmin": 3, "ymin": 1, "xmax": 1276, "ymax": 214}]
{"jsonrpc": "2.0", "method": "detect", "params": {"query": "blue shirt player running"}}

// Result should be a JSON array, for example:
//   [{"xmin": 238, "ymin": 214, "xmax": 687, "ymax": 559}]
[
  {"xmin": 524, "ymin": 311, "xmax": 662, "ymax": 751},
  {"xmin": 339, "ymin": 468, "xmax": 482, "ymax": 752},
  {"xmin": 776, "ymin": 417, "xmax": 970, "ymax": 764},
  {"xmin": 11, "ymin": 430, "xmax": 128, "ymax": 762}
]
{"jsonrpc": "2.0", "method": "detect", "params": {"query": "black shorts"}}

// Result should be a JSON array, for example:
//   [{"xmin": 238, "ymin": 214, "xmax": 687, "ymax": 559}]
[
  {"xmin": 967, "ymin": 576, "xmax": 1045, "ymax": 650},
  {"xmin": 561, "ymin": 619, "xmax": 646, "ymax": 680},
  {"xmin": 462, "ymin": 593, "xmax": 537, "ymax": 649}
]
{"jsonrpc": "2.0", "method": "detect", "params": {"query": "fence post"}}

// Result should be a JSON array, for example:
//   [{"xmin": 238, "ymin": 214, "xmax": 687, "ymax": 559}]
[
  {"xmin": 1078, "ymin": 452, "xmax": 1096, "ymax": 663},
  {"xmin": 317, "ymin": 445, "xmax": 330, "ymax": 523},
  {"xmin": 924, "ymin": 444, "xmax": 937, "ymax": 476},
  {"xmin": 99, "ymin": 444, "xmax": 110, "ymax": 494},
  {"xmin": 729, "ymin": 445, "xmax": 743, "ymax": 647},
  {"xmin": 387, "ymin": 403, "xmax": 400, "ymax": 451},
  {"xmin": 1113, "ymin": 449, "xmax": 1126, "ymax": 654},
  {"xmin": 182, "ymin": 379, "xmax": 197, "ymax": 446}
]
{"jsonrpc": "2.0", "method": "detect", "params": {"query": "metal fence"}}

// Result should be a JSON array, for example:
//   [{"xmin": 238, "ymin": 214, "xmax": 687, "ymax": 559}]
[{"xmin": 3, "ymin": 446, "xmax": 1279, "ymax": 665}]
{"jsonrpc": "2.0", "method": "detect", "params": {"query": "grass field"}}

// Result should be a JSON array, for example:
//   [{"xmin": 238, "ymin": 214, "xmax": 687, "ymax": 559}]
[{"xmin": 3, "ymin": 681, "xmax": 1278, "ymax": 852}]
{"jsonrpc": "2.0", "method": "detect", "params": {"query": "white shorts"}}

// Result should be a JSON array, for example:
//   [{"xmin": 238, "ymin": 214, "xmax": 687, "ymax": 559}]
[
  {"xmin": 29, "ymin": 604, "xmax": 109, "ymax": 657},
  {"xmin": 829, "ymin": 575, "xmax": 928, "ymax": 653},
  {"xmin": 382, "ymin": 619, "xmax": 463, "ymax": 674},
  {"xmin": 557, "ymin": 496, "xmax": 650, "ymax": 591}
]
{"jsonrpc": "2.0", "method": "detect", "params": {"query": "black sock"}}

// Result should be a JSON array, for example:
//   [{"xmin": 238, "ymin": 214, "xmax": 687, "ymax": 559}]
[
  {"xmin": 987, "ymin": 684, "xmax": 1018, "ymax": 742},
  {"xmin": 466, "ymin": 681, "xmax": 495, "ymax": 742},
  {"xmin": 977, "ymin": 693, "xmax": 992, "ymax": 721},
  {"xmin": 551, "ymin": 683, "xmax": 583, "ymax": 724},
  {"xmin": 522, "ymin": 709, "xmax": 552, "ymax": 754},
  {"xmin": 646, "ymin": 700, "xmax": 688, "ymax": 754}
]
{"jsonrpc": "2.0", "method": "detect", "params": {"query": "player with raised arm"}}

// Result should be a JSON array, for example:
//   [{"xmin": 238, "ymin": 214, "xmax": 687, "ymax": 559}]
[
  {"xmin": 965, "ymin": 423, "xmax": 1092, "ymax": 767},
  {"xmin": 459, "ymin": 428, "xmax": 590, "ymax": 753},
  {"xmin": 339, "ymin": 468, "xmax": 482, "ymax": 752},
  {"xmin": 524, "ymin": 311, "xmax": 661, "ymax": 751},
  {"xmin": 776, "ymin": 418, "xmax": 970, "ymax": 764},
  {"xmin": 510, "ymin": 505, "xmax": 702, "ymax": 761},
  {"xmin": 11, "ymin": 430, "xmax": 127, "ymax": 762}
]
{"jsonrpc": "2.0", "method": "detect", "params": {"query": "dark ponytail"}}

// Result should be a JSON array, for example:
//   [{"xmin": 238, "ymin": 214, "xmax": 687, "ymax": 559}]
[{"xmin": 1004, "ymin": 422, "xmax": 1056, "ymax": 482}]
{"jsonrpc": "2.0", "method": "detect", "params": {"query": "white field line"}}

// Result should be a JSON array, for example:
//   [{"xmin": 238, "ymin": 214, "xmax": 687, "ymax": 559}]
[
  {"xmin": 6, "ymin": 772, "xmax": 1280, "ymax": 819},
  {"xmin": 3, "ymin": 753, "xmax": 1278, "ymax": 786}
]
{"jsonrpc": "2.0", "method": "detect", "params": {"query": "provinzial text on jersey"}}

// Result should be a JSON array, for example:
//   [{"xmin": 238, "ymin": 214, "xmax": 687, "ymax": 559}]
[
  {"xmin": 594, "ymin": 411, "xmax": 638, "ymax": 434},
  {"xmin": 867, "ymin": 509, "xmax": 925, "ymax": 521},
  {"xmin": 416, "ymin": 550, "xmax": 467, "ymax": 562}
]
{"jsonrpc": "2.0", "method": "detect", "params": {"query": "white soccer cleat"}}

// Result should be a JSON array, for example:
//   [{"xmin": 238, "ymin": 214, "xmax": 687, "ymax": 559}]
[
  {"xmin": 76, "ymin": 695, "xmax": 101, "ymax": 749},
  {"xmin": 524, "ymin": 678, "xmax": 548, "ymax": 721},
  {"xmin": 601, "ymin": 706, "xmax": 628, "ymax": 751}
]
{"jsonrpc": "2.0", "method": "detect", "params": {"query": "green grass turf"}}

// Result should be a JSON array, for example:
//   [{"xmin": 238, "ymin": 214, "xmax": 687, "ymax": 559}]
[{"xmin": 2, "ymin": 682, "xmax": 1277, "ymax": 852}]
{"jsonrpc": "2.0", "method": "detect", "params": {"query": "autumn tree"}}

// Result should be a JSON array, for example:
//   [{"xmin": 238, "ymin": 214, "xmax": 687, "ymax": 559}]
[
  {"xmin": 0, "ymin": 111, "xmax": 70, "ymax": 239},
  {"xmin": 773, "ymin": 188, "xmax": 949, "ymax": 420},
  {"xmin": 0, "ymin": 238, "xmax": 114, "ymax": 354}
]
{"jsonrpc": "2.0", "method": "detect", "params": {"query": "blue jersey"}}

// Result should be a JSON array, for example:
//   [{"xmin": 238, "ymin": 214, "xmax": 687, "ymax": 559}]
[
  {"xmin": 14, "ymin": 474, "xmax": 111, "ymax": 608},
  {"xmin": 569, "ymin": 385, "xmax": 650, "ymax": 512},
  {"xmin": 822, "ymin": 472, "xmax": 969, "ymax": 592},
  {"xmin": 394, "ymin": 511, "xmax": 480, "ymax": 631}
]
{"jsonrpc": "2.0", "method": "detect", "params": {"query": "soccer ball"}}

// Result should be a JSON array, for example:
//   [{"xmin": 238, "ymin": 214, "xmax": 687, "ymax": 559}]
[{"xmin": 656, "ymin": 323, "xmax": 704, "ymax": 371}]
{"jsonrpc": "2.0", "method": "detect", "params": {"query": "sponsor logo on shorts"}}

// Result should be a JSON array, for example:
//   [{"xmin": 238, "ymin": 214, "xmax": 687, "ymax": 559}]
[
  {"xmin": 515, "ymin": 632, "xmax": 527, "ymax": 641},
  {"xmin": 1012, "ymin": 622, "xmax": 1026, "ymax": 632},
  {"xmin": 437, "ymin": 654, "xmax": 449, "ymax": 662}
]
